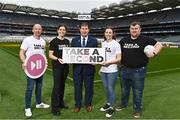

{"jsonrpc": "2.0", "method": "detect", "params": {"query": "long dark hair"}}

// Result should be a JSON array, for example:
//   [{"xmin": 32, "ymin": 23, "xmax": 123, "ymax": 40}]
[{"xmin": 103, "ymin": 26, "xmax": 116, "ymax": 41}]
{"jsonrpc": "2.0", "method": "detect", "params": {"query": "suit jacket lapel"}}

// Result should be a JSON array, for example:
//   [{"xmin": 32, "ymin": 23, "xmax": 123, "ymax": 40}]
[
  {"xmin": 77, "ymin": 37, "xmax": 81, "ymax": 47},
  {"xmin": 86, "ymin": 37, "xmax": 90, "ymax": 47}
]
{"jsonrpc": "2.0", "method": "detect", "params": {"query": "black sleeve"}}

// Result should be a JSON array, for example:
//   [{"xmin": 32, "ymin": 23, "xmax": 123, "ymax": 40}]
[
  {"xmin": 49, "ymin": 39, "xmax": 55, "ymax": 51},
  {"xmin": 146, "ymin": 37, "xmax": 157, "ymax": 46}
]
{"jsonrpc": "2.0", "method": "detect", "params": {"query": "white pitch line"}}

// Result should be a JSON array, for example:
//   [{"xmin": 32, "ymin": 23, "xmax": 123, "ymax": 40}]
[{"xmin": 147, "ymin": 67, "xmax": 180, "ymax": 74}]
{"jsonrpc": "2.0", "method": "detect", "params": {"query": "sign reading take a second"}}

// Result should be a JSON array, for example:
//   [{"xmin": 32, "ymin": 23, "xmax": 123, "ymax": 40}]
[{"xmin": 63, "ymin": 47, "xmax": 105, "ymax": 64}]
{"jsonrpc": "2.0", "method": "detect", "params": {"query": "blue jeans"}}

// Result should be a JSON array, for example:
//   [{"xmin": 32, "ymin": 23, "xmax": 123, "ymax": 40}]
[
  {"xmin": 25, "ymin": 76, "xmax": 43, "ymax": 108},
  {"xmin": 100, "ymin": 72, "xmax": 118, "ymax": 107},
  {"xmin": 120, "ymin": 65, "xmax": 147, "ymax": 112}
]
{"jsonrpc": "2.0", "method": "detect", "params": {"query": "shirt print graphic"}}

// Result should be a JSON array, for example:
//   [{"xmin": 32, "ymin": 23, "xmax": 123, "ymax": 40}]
[
  {"xmin": 33, "ymin": 44, "xmax": 45, "ymax": 50},
  {"xmin": 105, "ymin": 47, "xmax": 111, "ymax": 52},
  {"xmin": 123, "ymin": 43, "xmax": 139, "ymax": 49},
  {"xmin": 58, "ymin": 45, "xmax": 68, "ymax": 50}
]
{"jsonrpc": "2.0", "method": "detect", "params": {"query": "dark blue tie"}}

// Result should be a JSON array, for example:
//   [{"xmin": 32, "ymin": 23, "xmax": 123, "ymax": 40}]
[{"xmin": 82, "ymin": 37, "xmax": 86, "ymax": 47}]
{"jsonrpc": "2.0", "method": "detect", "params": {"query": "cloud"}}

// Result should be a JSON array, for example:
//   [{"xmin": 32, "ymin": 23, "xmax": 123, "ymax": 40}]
[{"xmin": 1, "ymin": 0, "xmax": 122, "ymax": 13}]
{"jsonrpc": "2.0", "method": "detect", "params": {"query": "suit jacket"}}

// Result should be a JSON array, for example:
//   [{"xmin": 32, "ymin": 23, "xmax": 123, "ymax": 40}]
[{"xmin": 71, "ymin": 36, "xmax": 98, "ymax": 75}]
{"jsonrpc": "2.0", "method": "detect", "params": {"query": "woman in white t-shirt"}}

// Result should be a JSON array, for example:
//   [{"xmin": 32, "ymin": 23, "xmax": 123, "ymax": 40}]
[{"xmin": 99, "ymin": 26, "xmax": 121, "ymax": 118}]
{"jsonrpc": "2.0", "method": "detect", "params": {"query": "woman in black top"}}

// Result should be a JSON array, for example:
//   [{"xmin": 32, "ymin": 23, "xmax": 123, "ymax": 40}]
[{"xmin": 49, "ymin": 25, "xmax": 70, "ymax": 116}]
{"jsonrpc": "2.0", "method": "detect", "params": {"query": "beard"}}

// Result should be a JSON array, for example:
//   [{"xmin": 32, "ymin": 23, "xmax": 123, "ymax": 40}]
[{"xmin": 131, "ymin": 33, "xmax": 140, "ymax": 39}]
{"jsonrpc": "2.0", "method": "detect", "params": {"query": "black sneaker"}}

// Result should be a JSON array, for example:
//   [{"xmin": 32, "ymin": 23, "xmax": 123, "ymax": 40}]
[
  {"xmin": 100, "ymin": 103, "xmax": 110, "ymax": 112},
  {"xmin": 60, "ymin": 104, "xmax": 69, "ymax": 109},
  {"xmin": 115, "ymin": 106, "xmax": 126, "ymax": 111},
  {"xmin": 51, "ymin": 110, "xmax": 61, "ymax": 116},
  {"xmin": 105, "ymin": 107, "xmax": 115, "ymax": 118}
]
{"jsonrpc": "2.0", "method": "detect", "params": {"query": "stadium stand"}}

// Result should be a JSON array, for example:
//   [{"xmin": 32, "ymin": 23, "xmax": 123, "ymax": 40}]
[{"xmin": 0, "ymin": 0, "xmax": 180, "ymax": 43}]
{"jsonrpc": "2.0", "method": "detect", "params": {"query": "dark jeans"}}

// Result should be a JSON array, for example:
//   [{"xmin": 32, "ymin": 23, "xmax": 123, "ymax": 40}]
[
  {"xmin": 120, "ymin": 65, "xmax": 147, "ymax": 112},
  {"xmin": 51, "ymin": 65, "xmax": 69, "ymax": 112},
  {"xmin": 25, "ymin": 76, "xmax": 43, "ymax": 108}
]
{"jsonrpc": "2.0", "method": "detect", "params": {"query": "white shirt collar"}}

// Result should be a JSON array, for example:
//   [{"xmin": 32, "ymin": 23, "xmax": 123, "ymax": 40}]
[
  {"xmin": 81, "ymin": 36, "xmax": 88, "ymax": 46},
  {"xmin": 81, "ymin": 36, "xmax": 88, "ymax": 41}
]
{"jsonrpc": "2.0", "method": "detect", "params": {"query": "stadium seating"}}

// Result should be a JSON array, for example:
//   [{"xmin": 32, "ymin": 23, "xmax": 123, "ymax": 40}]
[{"xmin": 0, "ymin": 8, "xmax": 180, "ymax": 42}]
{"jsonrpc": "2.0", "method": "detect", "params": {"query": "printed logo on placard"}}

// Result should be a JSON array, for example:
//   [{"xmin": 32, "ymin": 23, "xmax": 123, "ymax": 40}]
[{"xmin": 24, "ymin": 52, "xmax": 47, "ymax": 79}]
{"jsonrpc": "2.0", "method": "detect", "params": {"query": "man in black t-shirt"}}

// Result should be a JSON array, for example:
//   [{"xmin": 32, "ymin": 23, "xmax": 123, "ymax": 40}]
[
  {"xmin": 49, "ymin": 25, "xmax": 70, "ymax": 116},
  {"xmin": 116, "ymin": 22, "xmax": 163, "ymax": 118}
]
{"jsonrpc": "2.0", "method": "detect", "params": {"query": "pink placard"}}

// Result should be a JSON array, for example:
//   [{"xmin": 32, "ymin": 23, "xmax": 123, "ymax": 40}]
[{"xmin": 24, "ymin": 52, "xmax": 47, "ymax": 79}]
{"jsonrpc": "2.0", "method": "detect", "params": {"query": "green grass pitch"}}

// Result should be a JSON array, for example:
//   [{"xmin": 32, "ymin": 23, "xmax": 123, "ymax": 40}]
[{"xmin": 0, "ymin": 42, "xmax": 180, "ymax": 119}]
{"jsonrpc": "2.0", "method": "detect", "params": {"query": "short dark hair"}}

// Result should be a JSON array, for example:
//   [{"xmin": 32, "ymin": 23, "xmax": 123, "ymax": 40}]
[
  {"xmin": 130, "ymin": 21, "xmax": 141, "ymax": 27},
  {"xmin": 79, "ymin": 22, "xmax": 90, "ymax": 29},
  {"xmin": 57, "ymin": 24, "xmax": 67, "ymax": 30}
]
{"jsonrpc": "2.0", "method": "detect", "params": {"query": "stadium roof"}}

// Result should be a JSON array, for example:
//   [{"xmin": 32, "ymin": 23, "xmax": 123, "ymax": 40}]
[
  {"xmin": 0, "ymin": 0, "xmax": 180, "ymax": 20},
  {"xmin": 91, "ymin": 0, "xmax": 180, "ymax": 19}
]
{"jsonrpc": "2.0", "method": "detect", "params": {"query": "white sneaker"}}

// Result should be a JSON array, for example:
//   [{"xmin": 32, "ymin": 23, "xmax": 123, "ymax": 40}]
[
  {"xmin": 36, "ymin": 102, "xmax": 50, "ymax": 108},
  {"xmin": 25, "ymin": 108, "xmax": 32, "ymax": 117},
  {"xmin": 100, "ymin": 103, "xmax": 110, "ymax": 112},
  {"xmin": 105, "ymin": 107, "xmax": 115, "ymax": 118}
]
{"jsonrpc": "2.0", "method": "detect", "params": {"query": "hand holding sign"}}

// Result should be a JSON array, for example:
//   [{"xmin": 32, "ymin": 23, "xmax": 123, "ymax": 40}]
[
  {"xmin": 57, "ymin": 58, "xmax": 65, "ymax": 64},
  {"xmin": 101, "ymin": 61, "xmax": 110, "ymax": 67}
]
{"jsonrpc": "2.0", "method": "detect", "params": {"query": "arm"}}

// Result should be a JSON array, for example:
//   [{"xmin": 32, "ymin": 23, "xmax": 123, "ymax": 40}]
[
  {"xmin": 19, "ymin": 49, "xmax": 26, "ymax": 69},
  {"xmin": 49, "ymin": 50, "xmax": 58, "ymax": 61},
  {"xmin": 49, "ymin": 50, "xmax": 64, "ymax": 64},
  {"xmin": 102, "ymin": 53, "xmax": 121, "ymax": 66},
  {"xmin": 154, "ymin": 42, "xmax": 163, "ymax": 55},
  {"xmin": 95, "ymin": 38, "xmax": 98, "ymax": 47},
  {"xmin": 147, "ymin": 42, "xmax": 163, "ymax": 58}
]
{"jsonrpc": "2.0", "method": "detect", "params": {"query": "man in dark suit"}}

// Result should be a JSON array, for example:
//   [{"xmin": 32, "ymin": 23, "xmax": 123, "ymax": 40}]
[{"xmin": 71, "ymin": 22, "xmax": 98, "ymax": 112}]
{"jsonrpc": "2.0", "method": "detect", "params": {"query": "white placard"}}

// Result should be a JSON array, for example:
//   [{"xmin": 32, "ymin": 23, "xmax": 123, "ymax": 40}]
[{"xmin": 63, "ymin": 47, "xmax": 105, "ymax": 64}]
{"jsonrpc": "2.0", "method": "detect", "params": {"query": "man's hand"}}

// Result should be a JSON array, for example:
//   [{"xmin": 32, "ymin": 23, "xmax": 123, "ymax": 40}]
[
  {"xmin": 146, "ymin": 51, "xmax": 156, "ymax": 58},
  {"xmin": 22, "ymin": 62, "xmax": 26, "ymax": 70}
]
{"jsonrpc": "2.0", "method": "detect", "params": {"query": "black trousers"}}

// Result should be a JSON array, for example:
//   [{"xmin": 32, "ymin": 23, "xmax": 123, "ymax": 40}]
[{"xmin": 51, "ymin": 65, "xmax": 69, "ymax": 112}]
